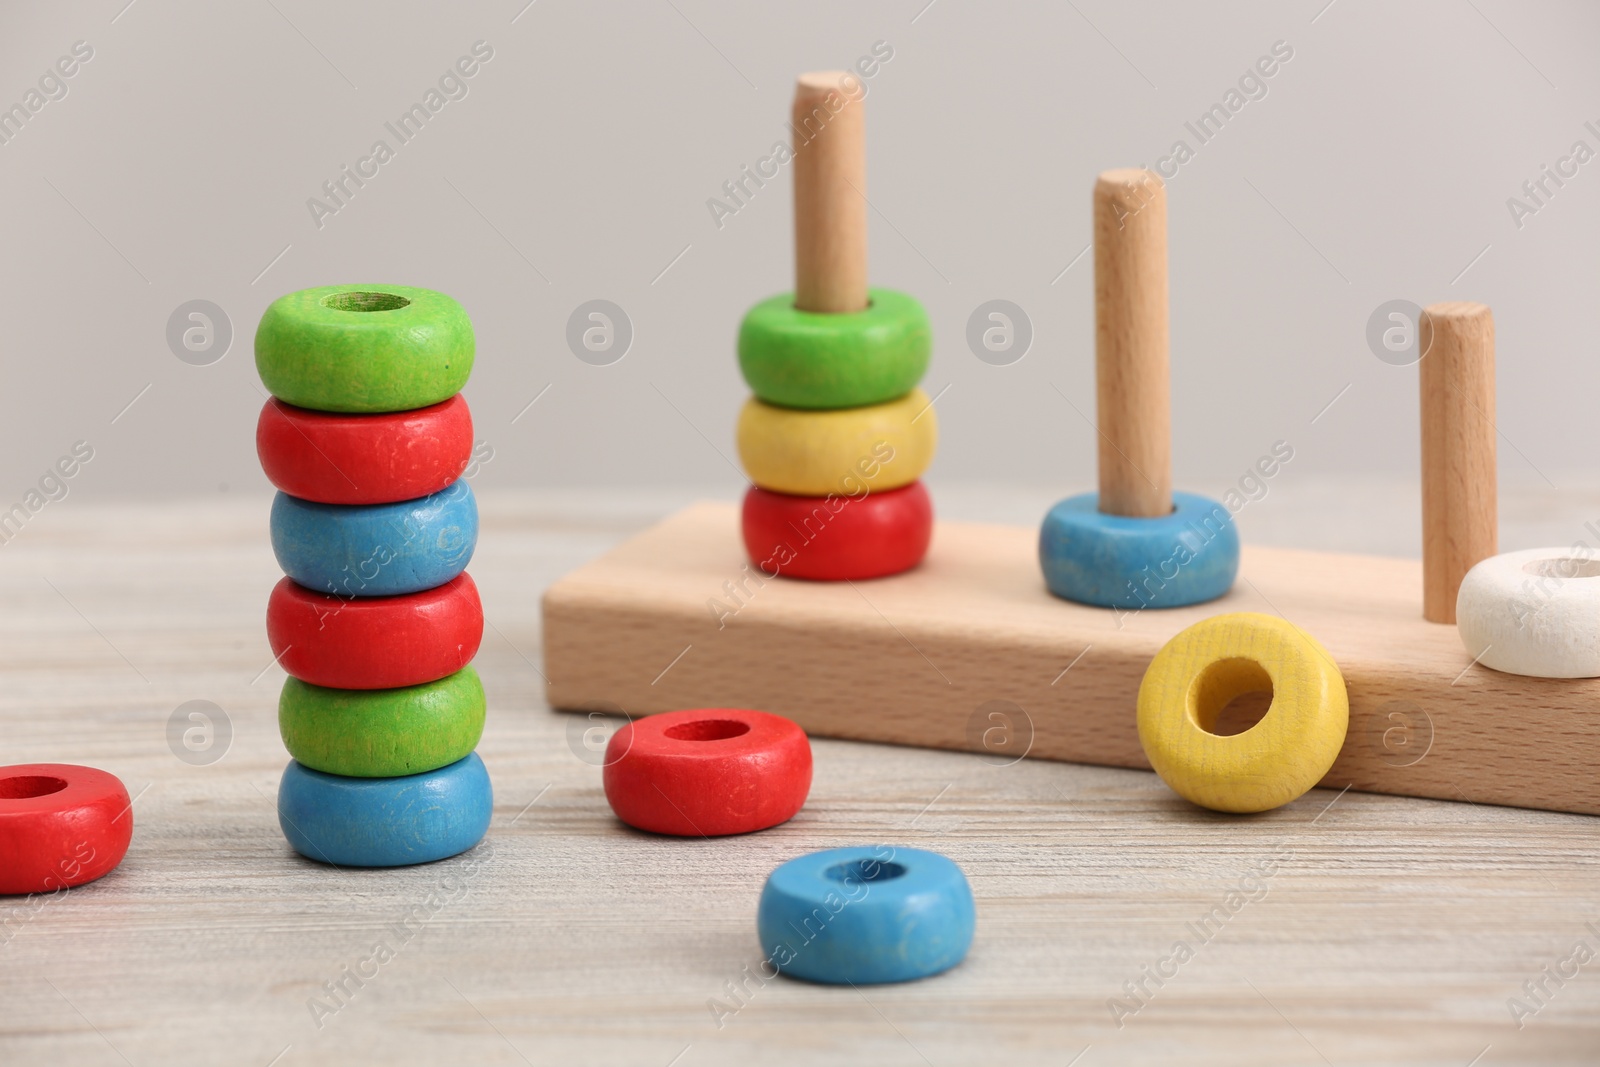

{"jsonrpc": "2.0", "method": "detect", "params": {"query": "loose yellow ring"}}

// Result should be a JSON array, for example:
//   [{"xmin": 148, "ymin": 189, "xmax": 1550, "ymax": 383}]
[
  {"xmin": 736, "ymin": 389, "xmax": 937, "ymax": 497},
  {"xmin": 1136, "ymin": 612, "xmax": 1349, "ymax": 813}
]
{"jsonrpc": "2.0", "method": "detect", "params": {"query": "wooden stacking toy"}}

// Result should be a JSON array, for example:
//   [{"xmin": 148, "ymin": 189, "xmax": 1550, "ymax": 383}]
[
  {"xmin": 255, "ymin": 285, "xmax": 491, "ymax": 867},
  {"xmin": 1039, "ymin": 170, "xmax": 1238, "ymax": 608},
  {"xmin": 0, "ymin": 764, "xmax": 132, "ymax": 894},
  {"xmin": 736, "ymin": 72, "xmax": 936, "ymax": 581},
  {"xmin": 545, "ymin": 173, "xmax": 1600, "ymax": 816}
]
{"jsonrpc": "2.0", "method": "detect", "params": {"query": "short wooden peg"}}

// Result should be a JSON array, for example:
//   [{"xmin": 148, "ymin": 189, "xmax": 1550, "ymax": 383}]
[
  {"xmin": 1094, "ymin": 168, "xmax": 1173, "ymax": 518},
  {"xmin": 1420, "ymin": 301, "xmax": 1496, "ymax": 624},
  {"xmin": 792, "ymin": 72, "xmax": 868, "ymax": 314}
]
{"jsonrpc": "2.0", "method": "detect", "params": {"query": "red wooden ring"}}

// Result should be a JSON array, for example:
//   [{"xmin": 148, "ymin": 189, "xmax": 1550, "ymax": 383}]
[
  {"xmin": 266, "ymin": 573, "xmax": 483, "ymax": 689},
  {"xmin": 741, "ymin": 481, "xmax": 933, "ymax": 581},
  {"xmin": 256, "ymin": 395, "xmax": 473, "ymax": 505},
  {"xmin": 603, "ymin": 709, "xmax": 812, "ymax": 836},
  {"xmin": 0, "ymin": 764, "xmax": 132, "ymax": 895}
]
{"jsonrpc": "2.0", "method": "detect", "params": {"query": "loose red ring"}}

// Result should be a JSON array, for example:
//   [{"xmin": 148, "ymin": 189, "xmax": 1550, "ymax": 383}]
[
  {"xmin": 0, "ymin": 764, "xmax": 132, "ymax": 895},
  {"xmin": 266, "ymin": 573, "xmax": 483, "ymax": 689},
  {"xmin": 603, "ymin": 709, "xmax": 812, "ymax": 836},
  {"xmin": 742, "ymin": 481, "xmax": 933, "ymax": 581},
  {"xmin": 256, "ymin": 395, "xmax": 473, "ymax": 506}
]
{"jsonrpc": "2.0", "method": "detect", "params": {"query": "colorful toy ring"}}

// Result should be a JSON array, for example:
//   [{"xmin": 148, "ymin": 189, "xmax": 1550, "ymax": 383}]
[
  {"xmin": 278, "ymin": 668, "xmax": 486, "ymax": 778},
  {"xmin": 255, "ymin": 395, "xmax": 473, "ymax": 505},
  {"xmin": 255, "ymin": 284, "xmax": 473, "ymax": 413},
  {"xmin": 757, "ymin": 846, "xmax": 974, "ymax": 984},
  {"xmin": 1136, "ymin": 612, "xmax": 1349, "ymax": 813},
  {"xmin": 603, "ymin": 709, "xmax": 812, "ymax": 836},
  {"xmin": 0, "ymin": 764, "xmax": 132, "ymax": 895},
  {"xmin": 738, "ymin": 288, "xmax": 931, "ymax": 410}
]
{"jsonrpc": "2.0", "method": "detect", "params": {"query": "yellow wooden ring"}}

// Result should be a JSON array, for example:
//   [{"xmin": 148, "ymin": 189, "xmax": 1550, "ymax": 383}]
[
  {"xmin": 1136, "ymin": 612, "xmax": 1348, "ymax": 813},
  {"xmin": 736, "ymin": 389, "xmax": 937, "ymax": 496}
]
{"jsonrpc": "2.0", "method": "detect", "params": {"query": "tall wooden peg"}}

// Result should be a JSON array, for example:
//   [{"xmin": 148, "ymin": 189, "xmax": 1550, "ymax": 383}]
[
  {"xmin": 792, "ymin": 72, "xmax": 868, "ymax": 314},
  {"xmin": 1094, "ymin": 169, "xmax": 1173, "ymax": 518},
  {"xmin": 1420, "ymin": 301, "xmax": 1497, "ymax": 624}
]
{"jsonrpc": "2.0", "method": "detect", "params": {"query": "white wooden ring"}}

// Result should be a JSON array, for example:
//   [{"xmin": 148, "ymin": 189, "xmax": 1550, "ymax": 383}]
[{"xmin": 1456, "ymin": 547, "xmax": 1600, "ymax": 678}]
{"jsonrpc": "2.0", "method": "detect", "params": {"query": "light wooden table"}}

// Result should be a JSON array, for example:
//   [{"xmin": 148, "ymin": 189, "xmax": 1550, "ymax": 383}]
[{"xmin": 1, "ymin": 489, "xmax": 1596, "ymax": 1066}]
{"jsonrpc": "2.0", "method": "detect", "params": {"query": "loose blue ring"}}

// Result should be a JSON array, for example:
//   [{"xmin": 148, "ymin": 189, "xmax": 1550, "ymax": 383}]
[
  {"xmin": 757, "ymin": 846, "xmax": 974, "ymax": 985},
  {"xmin": 1038, "ymin": 490, "xmax": 1239, "ymax": 609},
  {"xmin": 270, "ymin": 479, "xmax": 477, "ymax": 598},
  {"xmin": 277, "ymin": 752, "xmax": 492, "ymax": 868}
]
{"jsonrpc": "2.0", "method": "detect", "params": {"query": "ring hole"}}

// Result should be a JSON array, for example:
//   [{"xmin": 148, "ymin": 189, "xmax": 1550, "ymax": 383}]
[
  {"xmin": 1191, "ymin": 658, "xmax": 1274, "ymax": 737},
  {"xmin": 825, "ymin": 859, "xmax": 907, "ymax": 884},
  {"xmin": 320, "ymin": 291, "xmax": 411, "ymax": 313},
  {"xmin": 662, "ymin": 719, "xmax": 751, "ymax": 742},
  {"xmin": 1522, "ymin": 558, "xmax": 1600, "ymax": 579},
  {"xmin": 0, "ymin": 775, "xmax": 69, "ymax": 799}
]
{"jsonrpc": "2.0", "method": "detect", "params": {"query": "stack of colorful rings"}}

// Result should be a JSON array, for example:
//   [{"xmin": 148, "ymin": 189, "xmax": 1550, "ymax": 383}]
[
  {"xmin": 255, "ymin": 285, "xmax": 492, "ymax": 868},
  {"xmin": 736, "ymin": 290, "xmax": 937, "ymax": 581}
]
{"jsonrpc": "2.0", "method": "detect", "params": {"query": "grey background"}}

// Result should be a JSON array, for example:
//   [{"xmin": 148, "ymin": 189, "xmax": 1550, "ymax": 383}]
[{"xmin": 1, "ymin": 0, "xmax": 1596, "ymax": 527}]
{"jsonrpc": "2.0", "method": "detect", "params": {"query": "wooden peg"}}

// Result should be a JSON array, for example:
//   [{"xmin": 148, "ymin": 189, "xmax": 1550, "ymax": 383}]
[
  {"xmin": 792, "ymin": 72, "xmax": 868, "ymax": 313},
  {"xmin": 1094, "ymin": 168, "xmax": 1172, "ymax": 518},
  {"xmin": 1420, "ymin": 301, "xmax": 1497, "ymax": 624}
]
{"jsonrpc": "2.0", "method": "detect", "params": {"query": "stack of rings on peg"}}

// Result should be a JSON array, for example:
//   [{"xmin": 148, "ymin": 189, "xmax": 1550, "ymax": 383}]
[
  {"xmin": 719, "ymin": 76, "xmax": 973, "ymax": 987},
  {"xmin": 255, "ymin": 285, "xmax": 491, "ymax": 867},
  {"xmin": 1040, "ymin": 169, "xmax": 1238, "ymax": 609},
  {"xmin": 736, "ymin": 71, "xmax": 936, "ymax": 582}
]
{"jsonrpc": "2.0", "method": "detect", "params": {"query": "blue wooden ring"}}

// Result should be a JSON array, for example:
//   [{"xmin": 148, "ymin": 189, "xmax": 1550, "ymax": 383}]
[
  {"xmin": 277, "ymin": 752, "xmax": 492, "ymax": 867},
  {"xmin": 270, "ymin": 480, "xmax": 477, "ymax": 598},
  {"xmin": 1038, "ymin": 490, "xmax": 1239, "ymax": 609},
  {"xmin": 757, "ymin": 846, "xmax": 974, "ymax": 984}
]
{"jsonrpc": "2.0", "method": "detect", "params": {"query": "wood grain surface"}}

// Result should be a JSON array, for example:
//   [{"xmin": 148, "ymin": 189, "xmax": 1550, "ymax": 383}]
[{"xmin": 1, "ymin": 492, "xmax": 1596, "ymax": 1066}]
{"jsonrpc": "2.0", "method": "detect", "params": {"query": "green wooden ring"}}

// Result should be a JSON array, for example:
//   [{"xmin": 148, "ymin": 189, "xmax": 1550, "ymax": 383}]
[
  {"xmin": 738, "ymin": 288, "xmax": 931, "ymax": 410},
  {"xmin": 278, "ymin": 667, "xmax": 485, "ymax": 777},
  {"xmin": 255, "ymin": 285, "xmax": 474, "ymax": 413}
]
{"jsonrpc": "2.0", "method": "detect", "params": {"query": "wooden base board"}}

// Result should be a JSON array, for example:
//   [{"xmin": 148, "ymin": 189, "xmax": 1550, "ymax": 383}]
[{"xmin": 541, "ymin": 501, "xmax": 1600, "ymax": 816}]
